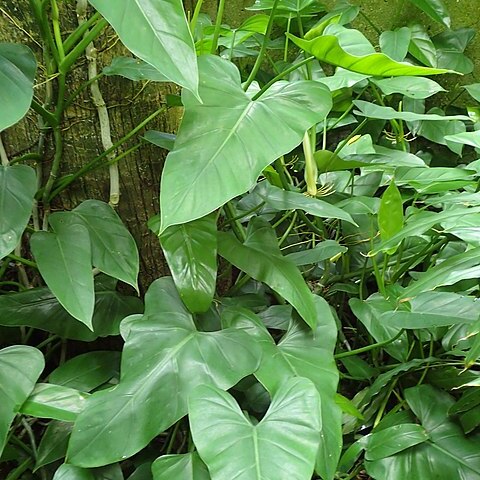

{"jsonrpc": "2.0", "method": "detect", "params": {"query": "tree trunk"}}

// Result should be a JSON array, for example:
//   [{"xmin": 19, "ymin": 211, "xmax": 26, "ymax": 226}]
[{"xmin": 0, "ymin": 1, "xmax": 187, "ymax": 289}]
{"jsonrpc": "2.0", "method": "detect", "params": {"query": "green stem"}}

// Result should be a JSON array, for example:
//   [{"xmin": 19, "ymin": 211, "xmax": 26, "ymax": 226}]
[
  {"xmin": 335, "ymin": 329, "xmax": 404, "ymax": 359},
  {"xmin": 190, "ymin": 0, "xmax": 204, "ymax": 35},
  {"xmin": 223, "ymin": 202, "xmax": 246, "ymax": 242},
  {"xmin": 210, "ymin": 0, "xmax": 226, "ymax": 54},
  {"xmin": 30, "ymin": 99, "xmax": 58, "ymax": 127},
  {"xmin": 243, "ymin": 0, "xmax": 281, "ymax": 90},
  {"xmin": 63, "ymin": 11, "xmax": 101, "ymax": 52},
  {"xmin": 50, "ymin": 0, "xmax": 65, "ymax": 60},
  {"xmin": 59, "ymin": 18, "xmax": 108, "ymax": 74},
  {"xmin": 6, "ymin": 458, "xmax": 34, "ymax": 480},
  {"xmin": 7, "ymin": 254, "xmax": 38, "ymax": 269}
]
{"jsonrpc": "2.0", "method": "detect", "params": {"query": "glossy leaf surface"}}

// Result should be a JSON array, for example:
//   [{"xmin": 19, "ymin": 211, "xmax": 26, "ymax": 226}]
[
  {"xmin": 49, "ymin": 351, "xmax": 120, "ymax": 391},
  {"xmin": 0, "ymin": 164, "xmax": 36, "ymax": 260},
  {"xmin": 31, "ymin": 222, "xmax": 94, "ymax": 328},
  {"xmin": 67, "ymin": 277, "xmax": 261, "ymax": 467},
  {"xmin": 372, "ymin": 77, "xmax": 444, "ymax": 99},
  {"xmin": 88, "ymin": 0, "xmax": 198, "ymax": 94},
  {"xmin": 0, "ymin": 284, "xmax": 143, "ymax": 341},
  {"xmin": 363, "ymin": 424, "xmax": 429, "ymax": 461},
  {"xmin": 35, "ymin": 421, "xmax": 73, "ymax": 470},
  {"xmin": 189, "ymin": 378, "xmax": 321, "ymax": 480},
  {"xmin": 0, "ymin": 43, "xmax": 36, "ymax": 131},
  {"xmin": 402, "ymin": 247, "xmax": 480, "ymax": 298},
  {"xmin": 103, "ymin": 57, "xmax": 168, "ymax": 81},
  {"xmin": 218, "ymin": 217, "xmax": 318, "ymax": 329},
  {"xmin": 408, "ymin": 0, "xmax": 451, "ymax": 28},
  {"xmin": 378, "ymin": 180, "xmax": 403, "ymax": 250},
  {"xmin": 371, "ymin": 207, "xmax": 480, "ymax": 254},
  {"xmin": 287, "ymin": 33, "xmax": 452, "ymax": 76},
  {"xmin": 152, "ymin": 453, "xmax": 210, "ymax": 480},
  {"xmin": 159, "ymin": 55, "xmax": 332, "ymax": 231},
  {"xmin": 256, "ymin": 182, "xmax": 356, "ymax": 224},
  {"xmin": 54, "ymin": 201, "xmax": 139, "ymax": 291},
  {"xmin": 20, "ymin": 383, "xmax": 89, "ymax": 422},
  {"xmin": 353, "ymin": 100, "xmax": 469, "ymax": 122},
  {"xmin": 160, "ymin": 214, "xmax": 217, "ymax": 313},
  {"xmin": 0, "ymin": 346, "xmax": 44, "ymax": 455},
  {"xmin": 366, "ymin": 385, "xmax": 480, "ymax": 479}
]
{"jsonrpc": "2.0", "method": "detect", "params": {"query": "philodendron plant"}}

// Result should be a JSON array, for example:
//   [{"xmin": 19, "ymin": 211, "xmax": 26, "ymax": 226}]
[{"xmin": 2, "ymin": 0, "xmax": 480, "ymax": 479}]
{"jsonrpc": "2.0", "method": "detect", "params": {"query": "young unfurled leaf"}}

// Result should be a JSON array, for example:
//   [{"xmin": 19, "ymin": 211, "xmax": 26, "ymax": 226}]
[{"xmin": 378, "ymin": 180, "xmax": 403, "ymax": 254}]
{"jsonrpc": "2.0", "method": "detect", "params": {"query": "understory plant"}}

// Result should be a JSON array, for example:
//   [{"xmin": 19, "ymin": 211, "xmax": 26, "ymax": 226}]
[{"xmin": 1, "ymin": 0, "xmax": 480, "ymax": 479}]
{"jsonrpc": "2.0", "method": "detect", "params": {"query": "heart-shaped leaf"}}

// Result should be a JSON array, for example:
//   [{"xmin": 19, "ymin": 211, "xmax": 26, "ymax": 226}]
[
  {"xmin": 53, "ymin": 464, "xmax": 94, "ymax": 480},
  {"xmin": 0, "ymin": 345, "xmax": 44, "ymax": 456},
  {"xmin": 159, "ymin": 214, "xmax": 217, "ymax": 313},
  {"xmin": 67, "ymin": 277, "xmax": 261, "ymax": 467},
  {"xmin": 218, "ymin": 217, "xmax": 318, "ymax": 329},
  {"xmin": 103, "ymin": 57, "xmax": 168, "ymax": 82},
  {"xmin": 224, "ymin": 298, "xmax": 341, "ymax": 480},
  {"xmin": 0, "ymin": 43, "xmax": 37, "ymax": 131},
  {"xmin": 189, "ymin": 378, "xmax": 321, "ymax": 480},
  {"xmin": 31, "ymin": 222, "xmax": 94, "ymax": 329},
  {"xmin": 88, "ymin": 0, "xmax": 198, "ymax": 95},
  {"xmin": 0, "ymin": 164, "xmax": 36, "ymax": 259},
  {"xmin": 159, "ymin": 55, "xmax": 332, "ymax": 232}
]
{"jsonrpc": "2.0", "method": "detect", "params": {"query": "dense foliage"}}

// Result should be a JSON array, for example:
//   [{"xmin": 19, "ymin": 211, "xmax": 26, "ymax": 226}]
[{"xmin": 1, "ymin": 0, "xmax": 480, "ymax": 478}]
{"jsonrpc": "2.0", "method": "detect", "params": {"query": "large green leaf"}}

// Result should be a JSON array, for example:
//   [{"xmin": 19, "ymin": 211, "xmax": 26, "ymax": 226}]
[
  {"xmin": 0, "ymin": 283, "xmax": 143, "ymax": 341},
  {"xmin": 54, "ymin": 201, "xmax": 139, "ymax": 291},
  {"xmin": 0, "ymin": 43, "xmax": 36, "ymax": 131},
  {"xmin": 31, "ymin": 222, "xmax": 94, "ymax": 328},
  {"xmin": 366, "ymin": 385, "xmax": 480, "ymax": 479},
  {"xmin": 88, "ymin": 0, "xmax": 198, "ymax": 95},
  {"xmin": 218, "ymin": 217, "xmax": 318, "ymax": 329},
  {"xmin": 159, "ymin": 55, "xmax": 332, "ymax": 232},
  {"xmin": 353, "ymin": 100, "xmax": 469, "ymax": 122},
  {"xmin": 379, "ymin": 27, "xmax": 411, "ymax": 61},
  {"xmin": 103, "ymin": 57, "xmax": 168, "ymax": 82},
  {"xmin": 402, "ymin": 247, "xmax": 480, "ymax": 298},
  {"xmin": 287, "ymin": 33, "xmax": 452, "ymax": 76},
  {"xmin": 0, "ymin": 164, "xmax": 36, "ymax": 259},
  {"xmin": 159, "ymin": 214, "xmax": 217, "ymax": 313},
  {"xmin": 0, "ymin": 345, "xmax": 44, "ymax": 456},
  {"xmin": 152, "ymin": 453, "xmax": 210, "ymax": 480},
  {"xmin": 349, "ymin": 295, "xmax": 409, "ymax": 362},
  {"xmin": 224, "ymin": 301, "xmax": 341, "ymax": 480},
  {"xmin": 378, "ymin": 180, "xmax": 403, "ymax": 250},
  {"xmin": 383, "ymin": 291, "xmax": 479, "ymax": 329},
  {"xmin": 247, "ymin": 0, "xmax": 324, "ymax": 15},
  {"xmin": 372, "ymin": 76, "xmax": 444, "ymax": 99},
  {"xmin": 286, "ymin": 240, "xmax": 347, "ymax": 266},
  {"xmin": 49, "ymin": 351, "xmax": 120, "ymax": 391},
  {"xmin": 20, "ymin": 383, "xmax": 89, "ymax": 422},
  {"xmin": 371, "ymin": 207, "xmax": 480, "ymax": 254},
  {"xmin": 35, "ymin": 421, "xmax": 73, "ymax": 470},
  {"xmin": 67, "ymin": 277, "xmax": 261, "ymax": 467},
  {"xmin": 255, "ymin": 182, "xmax": 356, "ymax": 224},
  {"xmin": 189, "ymin": 378, "xmax": 321, "ymax": 480},
  {"xmin": 53, "ymin": 465, "xmax": 94, "ymax": 480},
  {"xmin": 445, "ymin": 131, "xmax": 480, "ymax": 148},
  {"xmin": 407, "ymin": 0, "xmax": 451, "ymax": 27},
  {"xmin": 362, "ymin": 424, "xmax": 429, "ymax": 461}
]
